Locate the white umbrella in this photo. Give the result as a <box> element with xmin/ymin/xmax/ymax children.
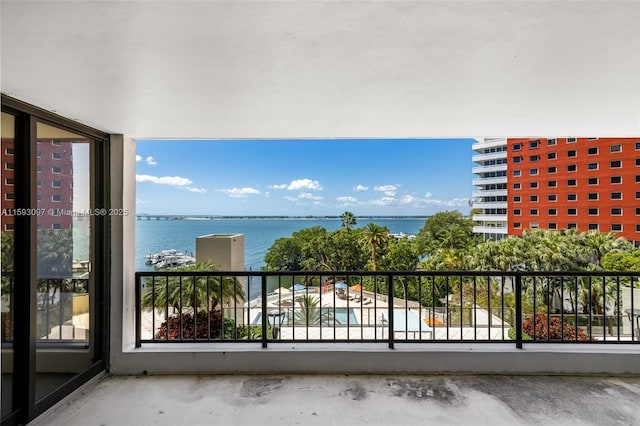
<box><xmin>274</xmin><ymin>287</ymin><xmax>290</xmax><ymax>294</ymax></box>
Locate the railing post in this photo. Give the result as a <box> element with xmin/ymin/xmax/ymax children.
<box><xmin>514</xmin><ymin>273</ymin><xmax>523</xmax><ymax>349</ymax></box>
<box><xmin>387</xmin><ymin>273</ymin><xmax>394</xmax><ymax>349</ymax></box>
<box><xmin>261</xmin><ymin>274</ymin><xmax>268</xmax><ymax>348</ymax></box>
<box><xmin>135</xmin><ymin>273</ymin><xmax>141</xmax><ymax>348</ymax></box>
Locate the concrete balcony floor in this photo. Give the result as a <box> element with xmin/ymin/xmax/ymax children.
<box><xmin>33</xmin><ymin>373</ymin><xmax>640</xmax><ymax>425</ymax></box>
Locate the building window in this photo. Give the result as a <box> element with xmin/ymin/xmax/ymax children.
<box><xmin>567</xmin><ymin>179</ymin><xmax>577</xmax><ymax>186</ymax></box>
<box><xmin>547</xmin><ymin>180</ymin><xmax>557</xmax><ymax>188</ymax></box>
<box><xmin>567</xmin><ymin>164</ymin><xmax>577</xmax><ymax>172</ymax></box>
<box><xmin>513</xmin><ymin>143</ymin><xmax>522</xmax><ymax>151</ymax></box>
<box><xmin>547</xmin><ymin>166</ymin><xmax>557</xmax><ymax>173</ymax></box>
<box><xmin>52</xmin><ymin>223</ymin><xmax>62</xmax><ymax>230</ymax></box>
<box><xmin>588</xmin><ymin>208</ymin><xmax>598</xmax><ymax>215</ymax></box>
<box><xmin>637</xmin><ymin>191</ymin><xmax>640</xmax><ymax>199</ymax></box>
<box><xmin>568</xmin><ymin>223</ymin><xmax>577</xmax><ymax>229</ymax></box>
<box><xmin>513</xmin><ymin>196</ymin><xmax>521</xmax><ymax>203</ymax></box>
<box><xmin>636</xmin><ymin>224</ymin><xmax>640</xmax><ymax>232</ymax></box>
<box><xmin>567</xmin><ymin>193</ymin><xmax>577</xmax><ymax>201</ymax></box>
<box><xmin>548</xmin><ymin>194</ymin><xmax>557</xmax><ymax>202</ymax></box>
<box><xmin>52</xmin><ymin>139</ymin><xmax>62</xmax><ymax>146</ymax></box>
<box><xmin>530</xmin><ymin>195</ymin><xmax>538</xmax><ymax>202</ymax></box>
<box><xmin>52</xmin><ymin>194</ymin><xmax>62</xmax><ymax>202</ymax></box>
<box><xmin>5</xmin><ymin>162</ymin><xmax>14</xmax><ymax>170</ymax></box>
<box><xmin>529</xmin><ymin>140</ymin><xmax>539</xmax><ymax>149</ymax></box>
<box><xmin>587</xmin><ymin>177</ymin><xmax>598</xmax><ymax>185</ymax></box>
<box><xmin>611</xmin><ymin>192</ymin><xmax>622</xmax><ymax>200</ymax></box>
<box><xmin>610</xmin><ymin>176</ymin><xmax>622</xmax><ymax>184</ymax></box>
<box><xmin>636</xmin><ymin>175</ymin><xmax>640</xmax><ymax>183</ymax></box>
<box><xmin>548</xmin><ymin>223</ymin><xmax>557</xmax><ymax>230</ymax></box>
<box><xmin>610</xmin><ymin>144</ymin><xmax>622</xmax><ymax>153</ymax></box>
<box><xmin>52</xmin><ymin>166</ymin><xmax>62</xmax><ymax>174</ymax></box>
<box><xmin>548</xmin><ymin>138</ymin><xmax>557</xmax><ymax>146</ymax></box>
<box><xmin>5</xmin><ymin>192</ymin><xmax>14</xmax><ymax>200</ymax></box>
<box><xmin>52</xmin><ymin>152</ymin><xmax>62</xmax><ymax>159</ymax></box>
<box><xmin>513</xmin><ymin>156</ymin><xmax>522</xmax><ymax>164</ymax></box>
<box><xmin>36</xmin><ymin>179</ymin><xmax>42</xmax><ymax>187</ymax></box>
<box><xmin>567</xmin><ymin>137</ymin><xmax>577</xmax><ymax>143</ymax></box>
<box><xmin>514</xmin><ymin>209</ymin><xmax>521</xmax><ymax>216</ymax></box>
<box><xmin>4</xmin><ymin>147</ymin><xmax>14</xmax><ymax>155</ymax></box>
<box><xmin>611</xmin><ymin>208</ymin><xmax>622</xmax><ymax>215</ymax></box>
<box><xmin>588</xmin><ymin>147</ymin><xmax>598</xmax><ymax>155</ymax></box>
<box><xmin>568</xmin><ymin>208</ymin><xmax>577</xmax><ymax>216</ymax></box>
<box><xmin>587</xmin><ymin>162</ymin><xmax>598</xmax><ymax>170</ymax></box>
<box><xmin>636</xmin><ymin>158</ymin><xmax>640</xmax><ymax>167</ymax></box>
<box><xmin>530</xmin><ymin>222</ymin><xmax>539</xmax><ymax>229</ymax></box>
<box><xmin>567</xmin><ymin>150</ymin><xmax>577</xmax><ymax>157</ymax></box>
<box><xmin>611</xmin><ymin>224</ymin><xmax>622</xmax><ymax>232</ymax></box>
<box><xmin>529</xmin><ymin>182</ymin><xmax>538</xmax><ymax>189</ymax></box>
<box><xmin>52</xmin><ymin>180</ymin><xmax>62</xmax><ymax>188</ymax></box>
<box><xmin>530</xmin><ymin>209</ymin><xmax>538</xmax><ymax>216</ymax></box>
<box><xmin>37</xmin><ymin>194</ymin><xmax>42</xmax><ymax>201</ymax></box>
<box><xmin>636</xmin><ymin>141</ymin><xmax>640</xmax><ymax>150</ymax></box>
<box><xmin>588</xmin><ymin>224</ymin><xmax>599</xmax><ymax>231</ymax></box>
<box><xmin>5</xmin><ymin>178</ymin><xmax>14</xmax><ymax>185</ymax></box>
<box><xmin>37</xmin><ymin>150</ymin><xmax>42</xmax><ymax>158</ymax></box>
<box><xmin>530</xmin><ymin>168</ymin><xmax>538</xmax><ymax>175</ymax></box>
<box><xmin>37</xmin><ymin>165</ymin><xmax>41</xmax><ymax>172</ymax></box>
<box><xmin>529</xmin><ymin>155</ymin><xmax>540</xmax><ymax>162</ymax></box>
<box><xmin>636</xmin><ymin>207</ymin><xmax>640</xmax><ymax>215</ymax></box>
<box><xmin>548</xmin><ymin>208</ymin><xmax>557</xmax><ymax>215</ymax></box>
<box><xmin>547</xmin><ymin>152</ymin><xmax>557</xmax><ymax>160</ymax></box>
<box><xmin>514</xmin><ymin>222</ymin><xmax>521</xmax><ymax>229</ymax></box>
<box><xmin>4</xmin><ymin>223</ymin><xmax>14</xmax><ymax>231</ymax></box>
<box><xmin>610</xmin><ymin>160</ymin><xmax>622</xmax><ymax>168</ymax></box>
<box><xmin>513</xmin><ymin>183</ymin><xmax>521</xmax><ymax>190</ymax></box>
<box><xmin>588</xmin><ymin>193</ymin><xmax>598</xmax><ymax>200</ymax></box>
<box><xmin>513</xmin><ymin>170</ymin><xmax>521</xmax><ymax>177</ymax></box>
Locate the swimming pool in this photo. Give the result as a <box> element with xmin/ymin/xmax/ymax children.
<box><xmin>252</xmin><ymin>307</ymin><xmax>359</xmax><ymax>326</ymax></box>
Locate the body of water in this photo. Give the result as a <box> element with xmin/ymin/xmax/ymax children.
<box><xmin>136</xmin><ymin>218</ymin><xmax>427</xmax><ymax>272</ymax></box>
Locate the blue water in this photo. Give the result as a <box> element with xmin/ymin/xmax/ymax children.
<box><xmin>136</xmin><ymin>218</ymin><xmax>426</xmax><ymax>272</ymax></box>
<box><xmin>251</xmin><ymin>307</ymin><xmax>359</xmax><ymax>326</ymax></box>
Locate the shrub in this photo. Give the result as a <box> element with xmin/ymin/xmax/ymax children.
<box><xmin>155</xmin><ymin>310</ymin><xmax>268</xmax><ymax>340</ymax></box>
<box><xmin>521</xmin><ymin>313</ymin><xmax>590</xmax><ymax>341</ymax></box>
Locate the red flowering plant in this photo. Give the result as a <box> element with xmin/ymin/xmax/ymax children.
<box><xmin>521</xmin><ymin>313</ymin><xmax>591</xmax><ymax>341</ymax></box>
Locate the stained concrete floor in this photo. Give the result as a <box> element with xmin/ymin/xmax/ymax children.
<box><xmin>32</xmin><ymin>374</ymin><xmax>640</xmax><ymax>426</ymax></box>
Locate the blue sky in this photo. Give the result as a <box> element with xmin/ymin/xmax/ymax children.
<box><xmin>135</xmin><ymin>139</ymin><xmax>475</xmax><ymax>216</ymax></box>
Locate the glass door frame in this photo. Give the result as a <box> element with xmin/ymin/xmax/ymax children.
<box><xmin>1</xmin><ymin>95</ymin><xmax>110</xmax><ymax>426</ymax></box>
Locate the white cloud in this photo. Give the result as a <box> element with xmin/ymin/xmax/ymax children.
<box><xmin>374</xmin><ymin>184</ymin><xmax>398</xmax><ymax>196</ymax></box>
<box><xmin>284</xmin><ymin>196</ymin><xmax>298</xmax><ymax>202</ymax></box>
<box><xmin>298</xmin><ymin>192</ymin><xmax>323</xmax><ymax>201</ymax></box>
<box><xmin>337</xmin><ymin>196</ymin><xmax>359</xmax><ymax>204</ymax></box>
<box><xmin>425</xmin><ymin>192</ymin><xmax>433</xmax><ymax>198</ymax></box>
<box><xmin>424</xmin><ymin>197</ymin><xmax>470</xmax><ymax>207</ymax></box>
<box><xmin>184</xmin><ymin>187</ymin><xmax>207</xmax><ymax>193</ymax></box>
<box><xmin>399</xmin><ymin>195</ymin><xmax>419</xmax><ymax>204</ymax></box>
<box><xmin>146</xmin><ymin>156</ymin><xmax>157</xmax><ymax>166</ymax></box>
<box><xmin>286</xmin><ymin>178</ymin><xmax>323</xmax><ymax>191</ymax></box>
<box><xmin>135</xmin><ymin>155</ymin><xmax>143</xmax><ymax>162</ymax></box>
<box><xmin>218</xmin><ymin>187</ymin><xmax>261</xmax><ymax>198</ymax></box>
<box><xmin>353</xmin><ymin>184</ymin><xmax>368</xmax><ymax>192</ymax></box>
<box><xmin>269</xmin><ymin>184</ymin><xmax>288</xmax><ymax>189</ymax></box>
<box><xmin>370</xmin><ymin>197</ymin><xmax>397</xmax><ymax>206</ymax></box>
<box><xmin>136</xmin><ymin>174</ymin><xmax>193</xmax><ymax>186</ymax></box>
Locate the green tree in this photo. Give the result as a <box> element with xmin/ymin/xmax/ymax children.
<box><xmin>359</xmin><ymin>223</ymin><xmax>390</xmax><ymax>271</ymax></box>
<box><xmin>415</xmin><ymin>211</ymin><xmax>474</xmax><ymax>256</ymax></box>
<box><xmin>602</xmin><ymin>249</ymin><xmax>640</xmax><ymax>272</ymax></box>
<box><xmin>141</xmin><ymin>262</ymin><xmax>244</xmax><ymax>312</ymax></box>
<box><xmin>292</xmin><ymin>295</ymin><xmax>336</xmax><ymax>325</ymax></box>
<box><xmin>339</xmin><ymin>211</ymin><xmax>357</xmax><ymax>230</ymax></box>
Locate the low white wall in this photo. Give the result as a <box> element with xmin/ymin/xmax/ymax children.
<box><xmin>109</xmin><ymin>344</ymin><xmax>640</xmax><ymax>376</ymax></box>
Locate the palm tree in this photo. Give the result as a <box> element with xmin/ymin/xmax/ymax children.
<box><xmin>292</xmin><ymin>295</ymin><xmax>336</xmax><ymax>325</ymax></box>
<box><xmin>340</xmin><ymin>211</ymin><xmax>357</xmax><ymax>230</ymax></box>
<box><xmin>141</xmin><ymin>262</ymin><xmax>244</xmax><ymax>313</ymax></box>
<box><xmin>359</xmin><ymin>223</ymin><xmax>390</xmax><ymax>271</ymax></box>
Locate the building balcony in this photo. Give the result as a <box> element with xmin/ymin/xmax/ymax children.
<box><xmin>472</xmin><ymin>163</ymin><xmax>507</xmax><ymax>174</ymax></box>
<box><xmin>472</xmin><ymin>202</ymin><xmax>508</xmax><ymax>210</ymax></box>
<box><xmin>473</xmin><ymin>225</ymin><xmax>509</xmax><ymax>234</ymax></box>
<box><xmin>472</xmin><ymin>189</ymin><xmax>508</xmax><ymax>198</ymax></box>
<box><xmin>472</xmin><ymin>176</ymin><xmax>507</xmax><ymax>186</ymax></box>
<box><xmin>472</xmin><ymin>214</ymin><xmax>508</xmax><ymax>222</ymax></box>
<box><xmin>472</xmin><ymin>138</ymin><xmax>507</xmax><ymax>151</ymax></box>
<box><xmin>472</xmin><ymin>151</ymin><xmax>507</xmax><ymax>163</ymax></box>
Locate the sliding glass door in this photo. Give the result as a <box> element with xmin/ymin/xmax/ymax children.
<box><xmin>1</xmin><ymin>97</ymin><xmax>109</xmax><ymax>426</ymax></box>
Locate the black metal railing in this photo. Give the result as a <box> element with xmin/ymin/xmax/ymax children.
<box><xmin>135</xmin><ymin>270</ymin><xmax>640</xmax><ymax>348</ymax></box>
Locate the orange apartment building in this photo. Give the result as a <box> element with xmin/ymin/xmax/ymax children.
<box><xmin>508</xmin><ymin>137</ymin><xmax>640</xmax><ymax>245</ymax></box>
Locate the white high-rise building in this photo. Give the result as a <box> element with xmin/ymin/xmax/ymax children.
<box><xmin>472</xmin><ymin>138</ymin><xmax>508</xmax><ymax>240</ymax></box>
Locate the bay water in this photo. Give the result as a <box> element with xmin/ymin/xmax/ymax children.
<box><xmin>136</xmin><ymin>218</ymin><xmax>427</xmax><ymax>272</ymax></box>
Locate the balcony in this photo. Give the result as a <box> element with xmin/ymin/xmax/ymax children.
<box><xmin>472</xmin><ymin>214</ymin><xmax>508</xmax><ymax>222</ymax></box>
<box><xmin>472</xmin><ymin>151</ymin><xmax>507</xmax><ymax>163</ymax></box>
<box><xmin>472</xmin><ymin>176</ymin><xmax>507</xmax><ymax>186</ymax></box>
<box><xmin>471</xmin><ymin>163</ymin><xmax>508</xmax><ymax>174</ymax></box>
<box><xmin>472</xmin><ymin>138</ymin><xmax>507</xmax><ymax>151</ymax></box>
<box><xmin>473</xmin><ymin>225</ymin><xmax>509</xmax><ymax>235</ymax></box>
<box><xmin>471</xmin><ymin>201</ymin><xmax>508</xmax><ymax>210</ymax></box>
<box><xmin>472</xmin><ymin>189</ymin><xmax>508</xmax><ymax>198</ymax></box>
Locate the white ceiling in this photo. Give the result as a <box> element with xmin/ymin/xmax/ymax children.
<box><xmin>1</xmin><ymin>1</ymin><xmax>639</xmax><ymax>139</ymax></box>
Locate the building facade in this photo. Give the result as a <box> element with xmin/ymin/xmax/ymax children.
<box><xmin>473</xmin><ymin>137</ymin><xmax>640</xmax><ymax>246</ymax></box>
<box><xmin>471</xmin><ymin>138</ymin><xmax>508</xmax><ymax>240</ymax></box>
